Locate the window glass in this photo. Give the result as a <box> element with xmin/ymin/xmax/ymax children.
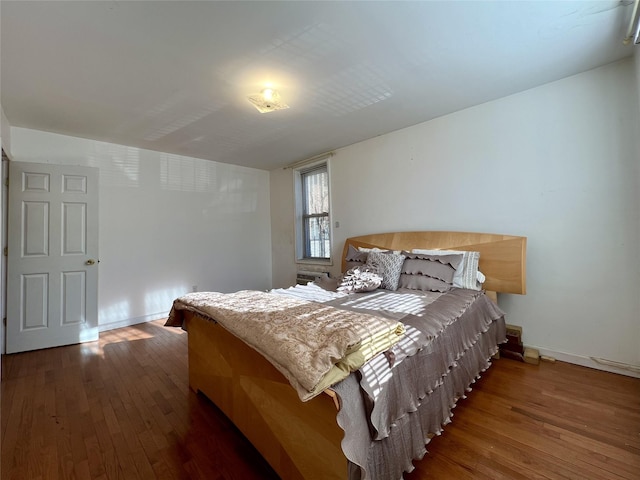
<box><xmin>300</xmin><ymin>164</ymin><xmax>330</xmax><ymax>259</ymax></box>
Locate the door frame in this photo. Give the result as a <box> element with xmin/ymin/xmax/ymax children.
<box><xmin>1</xmin><ymin>152</ymin><xmax>9</xmax><ymax>357</ymax></box>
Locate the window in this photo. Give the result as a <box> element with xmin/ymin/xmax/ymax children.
<box><xmin>295</xmin><ymin>162</ymin><xmax>331</xmax><ymax>261</ymax></box>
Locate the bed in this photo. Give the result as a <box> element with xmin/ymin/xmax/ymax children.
<box><xmin>166</xmin><ymin>231</ymin><xmax>527</xmax><ymax>480</ymax></box>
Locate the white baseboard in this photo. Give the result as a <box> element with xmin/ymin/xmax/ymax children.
<box><xmin>531</xmin><ymin>346</ymin><xmax>640</xmax><ymax>379</ymax></box>
<box><xmin>98</xmin><ymin>312</ymin><xmax>169</xmax><ymax>333</ymax></box>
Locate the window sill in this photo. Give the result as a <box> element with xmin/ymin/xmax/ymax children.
<box><xmin>295</xmin><ymin>258</ymin><xmax>333</xmax><ymax>267</ymax></box>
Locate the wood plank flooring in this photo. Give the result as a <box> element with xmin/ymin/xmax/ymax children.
<box><xmin>2</xmin><ymin>319</ymin><xmax>639</xmax><ymax>479</ymax></box>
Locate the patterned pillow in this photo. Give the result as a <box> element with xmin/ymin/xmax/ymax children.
<box><xmin>366</xmin><ymin>251</ymin><xmax>406</xmax><ymax>291</ymax></box>
<box><xmin>337</xmin><ymin>266</ymin><xmax>382</xmax><ymax>293</ymax></box>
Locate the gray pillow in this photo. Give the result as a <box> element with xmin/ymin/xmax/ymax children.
<box><xmin>315</xmin><ymin>273</ymin><xmax>340</xmax><ymax>292</ymax></box>
<box><xmin>366</xmin><ymin>251</ymin><xmax>406</xmax><ymax>291</ymax></box>
<box><xmin>345</xmin><ymin>244</ymin><xmax>369</xmax><ymax>263</ymax></box>
<box><xmin>344</xmin><ymin>245</ymin><xmax>369</xmax><ymax>271</ymax></box>
<box><xmin>411</xmin><ymin>249</ymin><xmax>481</xmax><ymax>290</ymax></box>
<box><xmin>401</xmin><ymin>252</ymin><xmax>462</xmax><ymax>283</ymax></box>
<box><xmin>397</xmin><ymin>252</ymin><xmax>462</xmax><ymax>292</ymax></box>
<box><xmin>398</xmin><ymin>274</ymin><xmax>452</xmax><ymax>292</ymax></box>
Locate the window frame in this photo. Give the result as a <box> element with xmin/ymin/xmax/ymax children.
<box><xmin>294</xmin><ymin>159</ymin><xmax>332</xmax><ymax>265</ymax></box>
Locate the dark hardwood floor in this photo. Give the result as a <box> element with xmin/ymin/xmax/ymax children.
<box><xmin>2</xmin><ymin>319</ymin><xmax>639</xmax><ymax>479</ymax></box>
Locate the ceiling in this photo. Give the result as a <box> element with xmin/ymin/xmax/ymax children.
<box><xmin>1</xmin><ymin>1</ymin><xmax>636</xmax><ymax>171</ymax></box>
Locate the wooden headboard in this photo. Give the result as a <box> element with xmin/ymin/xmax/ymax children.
<box><xmin>341</xmin><ymin>231</ymin><xmax>527</xmax><ymax>295</ymax></box>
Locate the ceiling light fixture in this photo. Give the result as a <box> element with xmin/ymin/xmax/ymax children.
<box><xmin>248</xmin><ymin>88</ymin><xmax>289</xmax><ymax>113</ymax></box>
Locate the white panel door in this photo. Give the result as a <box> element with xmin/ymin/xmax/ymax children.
<box><xmin>6</xmin><ymin>162</ymin><xmax>99</xmax><ymax>353</ymax></box>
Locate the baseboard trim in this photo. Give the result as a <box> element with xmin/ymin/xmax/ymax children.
<box><xmin>99</xmin><ymin>312</ymin><xmax>169</xmax><ymax>333</ymax></box>
<box><xmin>532</xmin><ymin>346</ymin><xmax>640</xmax><ymax>379</ymax></box>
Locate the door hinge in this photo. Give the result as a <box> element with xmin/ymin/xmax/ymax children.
<box><xmin>2</xmin><ymin>317</ymin><xmax>6</xmax><ymax>327</ymax></box>
<box><xmin>4</xmin><ymin>178</ymin><xmax>8</xmax><ymax>187</ymax></box>
<box><xmin>3</xmin><ymin>246</ymin><xmax>6</xmax><ymax>256</ymax></box>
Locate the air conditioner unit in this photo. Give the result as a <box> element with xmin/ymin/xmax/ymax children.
<box><xmin>296</xmin><ymin>270</ymin><xmax>329</xmax><ymax>285</ymax></box>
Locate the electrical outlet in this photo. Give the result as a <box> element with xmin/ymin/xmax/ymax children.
<box><xmin>192</xmin><ymin>285</ymin><xmax>198</xmax><ymax>292</ymax></box>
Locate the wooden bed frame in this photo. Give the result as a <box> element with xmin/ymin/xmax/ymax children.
<box><xmin>183</xmin><ymin>231</ymin><xmax>527</xmax><ymax>479</ymax></box>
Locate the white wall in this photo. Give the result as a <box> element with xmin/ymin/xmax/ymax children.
<box><xmin>10</xmin><ymin>128</ymin><xmax>272</xmax><ymax>330</ymax></box>
<box><xmin>636</xmin><ymin>48</ymin><xmax>640</xmax><ymax>111</ymax></box>
<box><xmin>271</xmin><ymin>58</ymin><xmax>640</xmax><ymax>374</ymax></box>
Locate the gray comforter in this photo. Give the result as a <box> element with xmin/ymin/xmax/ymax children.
<box><xmin>327</xmin><ymin>288</ymin><xmax>506</xmax><ymax>479</ymax></box>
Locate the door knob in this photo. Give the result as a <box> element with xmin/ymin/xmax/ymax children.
<box><xmin>86</xmin><ymin>259</ymin><xmax>96</xmax><ymax>265</ymax></box>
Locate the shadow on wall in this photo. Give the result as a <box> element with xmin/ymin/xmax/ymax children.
<box><xmin>86</xmin><ymin>147</ymin><xmax>262</xmax><ymax>215</ymax></box>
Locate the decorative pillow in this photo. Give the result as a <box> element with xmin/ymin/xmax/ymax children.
<box><xmin>398</xmin><ymin>274</ymin><xmax>451</xmax><ymax>292</ymax></box>
<box><xmin>402</xmin><ymin>253</ymin><xmax>462</xmax><ymax>282</ymax></box>
<box><xmin>344</xmin><ymin>244</ymin><xmax>369</xmax><ymax>271</ymax></box>
<box><xmin>365</xmin><ymin>251</ymin><xmax>406</xmax><ymax>291</ymax></box>
<box><xmin>346</xmin><ymin>244</ymin><xmax>369</xmax><ymax>263</ymax></box>
<box><xmin>314</xmin><ymin>273</ymin><xmax>340</xmax><ymax>292</ymax></box>
<box><xmin>412</xmin><ymin>248</ymin><xmax>481</xmax><ymax>290</ymax></box>
<box><xmin>337</xmin><ymin>266</ymin><xmax>382</xmax><ymax>293</ymax></box>
<box><xmin>398</xmin><ymin>252</ymin><xmax>462</xmax><ymax>292</ymax></box>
